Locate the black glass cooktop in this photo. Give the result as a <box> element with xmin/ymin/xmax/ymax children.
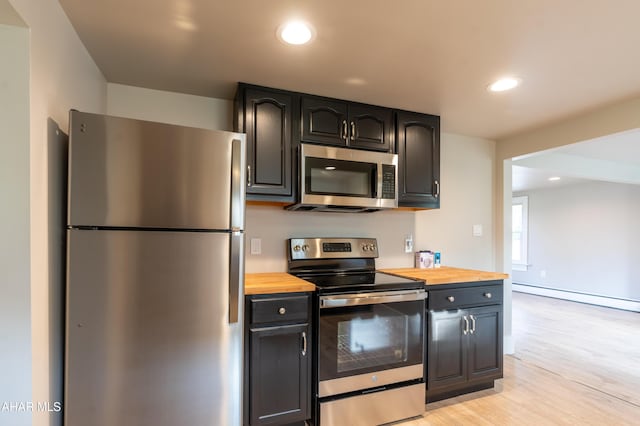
<box><xmin>295</xmin><ymin>271</ymin><xmax>424</xmax><ymax>294</ymax></box>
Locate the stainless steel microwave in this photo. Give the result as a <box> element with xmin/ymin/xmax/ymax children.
<box><xmin>287</xmin><ymin>144</ymin><xmax>398</xmax><ymax>212</ymax></box>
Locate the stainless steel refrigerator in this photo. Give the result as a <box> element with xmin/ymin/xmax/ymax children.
<box><xmin>64</xmin><ymin>111</ymin><xmax>246</xmax><ymax>426</ymax></box>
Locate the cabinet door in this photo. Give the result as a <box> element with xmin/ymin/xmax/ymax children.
<box><xmin>301</xmin><ymin>96</ymin><xmax>348</xmax><ymax>146</ymax></box>
<box><xmin>349</xmin><ymin>104</ymin><xmax>394</xmax><ymax>152</ymax></box>
<box><xmin>243</xmin><ymin>88</ymin><xmax>293</xmax><ymax>200</ymax></box>
<box><xmin>467</xmin><ymin>305</ymin><xmax>503</xmax><ymax>382</ymax></box>
<box><xmin>396</xmin><ymin>111</ymin><xmax>440</xmax><ymax>208</ymax></box>
<box><xmin>249</xmin><ymin>323</ymin><xmax>310</xmax><ymax>425</ymax></box>
<box><xmin>427</xmin><ymin>310</ymin><xmax>467</xmax><ymax>390</ymax></box>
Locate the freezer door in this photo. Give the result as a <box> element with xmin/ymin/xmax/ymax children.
<box><xmin>65</xmin><ymin>229</ymin><xmax>243</xmax><ymax>426</ymax></box>
<box><xmin>68</xmin><ymin>111</ymin><xmax>246</xmax><ymax>230</ymax></box>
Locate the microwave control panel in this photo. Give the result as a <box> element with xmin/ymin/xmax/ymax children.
<box><xmin>381</xmin><ymin>164</ymin><xmax>396</xmax><ymax>199</ymax></box>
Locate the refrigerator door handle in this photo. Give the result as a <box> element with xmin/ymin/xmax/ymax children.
<box><xmin>230</xmin><ymin>137</ymin><xmax>246</xmax><ymax>231</ymax></box>
<box><xmin>229</xmin><ymin>137</ymin><xmax>246</xmax><ymax>324</ymax></box>
<box><xmin>229</xmin><ymin>231</ymin><xmax>244</xmax><ymax>323</ymax></box>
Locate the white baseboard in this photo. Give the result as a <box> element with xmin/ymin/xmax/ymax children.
<box><xmin>512</xmin><ymin>283</ymin><xmax>640</xmax><ymax>313</ymax></box>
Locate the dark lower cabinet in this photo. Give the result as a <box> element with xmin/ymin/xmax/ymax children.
<box><xmin>427</xmin><ymin>283</ymin><xmax>503</xmax><ymax>402</ymax></box>
<box><xmin>245</xmin><ymin>293</ymin><xmax>311</xmax><ymax>426</ymax></box>
<box><xmin>235</xmin><ymin>84</ymin><xmax>296</xmax><ymax>202</ymax></box>
<box><xmin>396</xmin><ymin>111</ymin><xmax>440</xmax><ymax>208</ymax></box>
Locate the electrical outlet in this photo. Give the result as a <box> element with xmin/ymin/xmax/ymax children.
<box><xmin>250</xmin><ymin>238</ymin><xmax>262</xmax><ymax>255</ymax></box>
<box><xmin>473</xmin><ymin>224</ymin><xmax>483</xmax><ymax>237</ymax></box>
<box><xmin>404</xmin><ymin>235</ymin><xmax>413</xmax><ymax>253</ymax></box>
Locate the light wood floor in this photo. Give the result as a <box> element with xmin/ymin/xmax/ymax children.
<box><xmin>400</xmin><ymin>292</ymin><xmax>640</xmax><ymax>425</ymax></box>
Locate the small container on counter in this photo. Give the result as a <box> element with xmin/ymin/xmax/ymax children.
<box><xmin>434</xmin><ymin>251</ymin><xmax>441</xmax><ymax>268</ymax></box>
<box><xmin>415</xmin><ymin>251</ymin><xmax>434</xmax><ymax>269</ymax></box>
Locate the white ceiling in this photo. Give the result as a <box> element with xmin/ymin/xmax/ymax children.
<box><xmin>58</xmin><ymin>0</ymin><xmax>640</xmax><ymax>140</ymax></box>
<box><xmin>512</xmin><ymin>129</ymin><xmax>640</xmax><ymax>192</ymax></box>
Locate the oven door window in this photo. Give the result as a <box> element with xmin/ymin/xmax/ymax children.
<box><xmin>318</xmin><ymin>299</ymin><xmax>424</xmax><ymax>381</ymax></box>
<box><xmin>305</xmin><ymin>157</ymin><xmax>376</xmax><ymax>198</ymax></box>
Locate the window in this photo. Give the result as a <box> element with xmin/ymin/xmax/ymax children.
<box><xmin>512</xmin><ymin>196</ymin><xmax>528</xmax><ymax>271</ymax></box>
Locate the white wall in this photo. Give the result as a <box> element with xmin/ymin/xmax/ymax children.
<box><xmin>513</xmin><ymin>181</ymin><xmax>640</xmax><ymax>301</ymax></box>
<box><xmin>496</xmin><ymin>94</ymin><xmax>640</xmax><ymax>354</ymax></box>
<box><xmin>5</xmin><ymin>1</ymin><xmax>107</xmax><ymax>425</ymax></box>
<box><xmin>245</xmin><ymin>207</ymin><xmax>416</xmax><ymax>272</ymax></box>
<box><xmin>415</xmin><ymin>133</ymin><xmax>495</xmax><ymax>271</ymax></box>
<box><xmin>0</xmin><ymin>22</ymin><xmax>31</xmax><ymax>426</ymax></box>
<box><xmin>107</xmin><ymin>83</ymin><xmax>232</xmax><ymax>131</ymax></box>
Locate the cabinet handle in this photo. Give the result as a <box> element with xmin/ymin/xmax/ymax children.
<box><xmin>463</xmin><ymin>316</ymin><xmax>469</xmax><ymax>335</ymax></box>
<box><xmin>247</xmin><ymin>165</ymin><xmax>252</xmax><ymax>187</ymax></box>
<box><xmin>484</xmin><ymin>292</ymin><xmax>492</xmax><ymax>299</ymax></box>
<box><xmin>447</xmin><ymin>296</ymin><xmax>455</xmax><ymax>303</ymax></box>
<box><xmin>278</xmin><ymin>307</ymin><xmax>286</xmax><ymax>315</ymax></box>
<box><xmin>469</xmin><ymin>315</ymin><xmax>476</xmax><ymax>334</ymax></box>
<box><xmin>350</xmin><ymin>121</ymin><xmax>356</xmax><ymax>141</ymax></box>
<box><xmin>301</xmin><ymin>331</ymin><xmax>307</xmax><ymax>356</ymax></box>
<box><xmin>434</xmin><ymin>180</ymin><xmax>440</xmax><ymax>198</ymax></box>
<box><xmin>342</xmin><ymin>120</ymin><xmax>348</xmax><ymax>141</ymax></box>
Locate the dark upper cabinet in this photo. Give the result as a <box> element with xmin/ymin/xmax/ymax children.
<box><xmin>236</xmin><ymin>83</ymin><xmax>442</xmax><ymax>208</ymax></box>
<box><xmin>349</xmin><ymin>103</ymin><xmax>394</xmax><ymax>151</ymax></box>
<box><xmin>301</xmin><ymin>97</ymin><xmax>347</xmax><ymax>147</ymax></box>
<box><xmin>396</xmin><ymin>111</ymin><xmax>440</xmax><ymax>208</ymax></box>
<box><xmin>235</xmin><ymin>85</ymin><xmax>295</xmax><ymax>202</ymax></box>
<box><xmin>301</xmin><ymin>96</ymin><xmax>393</xmax><ymax>152</ymax></box>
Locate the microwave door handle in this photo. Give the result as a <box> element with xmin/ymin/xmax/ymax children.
<box><xmin>376</xmin><ymin>163</ymin><xmax>383</xmax><ymax>199</ymax></box>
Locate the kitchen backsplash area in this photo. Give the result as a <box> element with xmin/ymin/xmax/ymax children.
<box><xmin>244</xmin><ymin>205</ymin><xmax>416</xmax><ymax>272</ymax></box>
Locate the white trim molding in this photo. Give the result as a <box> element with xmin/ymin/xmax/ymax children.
<box><xmin>513</xmin><ymin>283</ymin><xmax>640</xmax><ymax>313</ymax></box>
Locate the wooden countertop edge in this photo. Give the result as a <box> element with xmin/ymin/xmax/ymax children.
<box><xmin>245</xmin><ymin>272</ymin><xmax>315</xmax><ymax>295</ymax></box>
<box><xmin>380</xmin><ymin>266</ymin><xmax>509</xmax><ymax>286</ymax></box>
<box><xmin>245</xmin><ymin>267</ymin><xmax>509</xmax><ymax>294</ymax></box>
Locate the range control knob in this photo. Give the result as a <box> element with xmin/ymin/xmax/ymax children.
<box><xmin>369</xmin><ymin>244</ymin><xmax>376</xmax><ymax>251</ymax></box>
<box><xmin>293</xmin><ymin>245</ymin><xmax>301</xmax><ymax>252</ymax></box>
<box><xmin>362</xmin><ymin>244</ymin><xmax>369</xmax><ymax>252</ymax></box>
<box><xmin>302</xmin><ymin>244</ymin><xmax>309</xmax><ymax>252</ymax></box>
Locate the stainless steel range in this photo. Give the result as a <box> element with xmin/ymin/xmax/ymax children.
<box><xmin>287</xmin><ymin>238</ymin><xmax>426</xmax><ymax>426</ymax></box>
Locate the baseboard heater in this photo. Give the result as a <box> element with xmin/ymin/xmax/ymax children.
<box><xmin>512</xmin><ymin>283</ymin><xmax>640</xmax><ymax>313</ymax></box>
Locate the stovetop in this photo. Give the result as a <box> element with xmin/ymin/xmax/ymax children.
<box><xmin>286</xmin><ymin>237</ymin><xmax>424</xmax><ymax>295</ymax></box>
<box><xmin>294</xmin><ymin>271</ymin><xmax>424</xmax><ymax>295</ymax></box>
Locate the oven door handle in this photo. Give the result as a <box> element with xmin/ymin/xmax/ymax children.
<box><xmin>320</xmin><ymin>289</ymin><xmax>426</xmax><ymax>308</ymax></box>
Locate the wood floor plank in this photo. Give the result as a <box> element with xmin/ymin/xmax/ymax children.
<box><xmin>395</xmin><ymin>292</ymin><xmax>640</xmax><ymax>425</ymax></box>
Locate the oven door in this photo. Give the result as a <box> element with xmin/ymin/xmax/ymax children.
<box><xmin>318</xmin><ymin>290</ymin><xmax>426</xmax><ymax>398</ymax></box>
<box><xmin>299</xmin><ymin>144</ymin><xmax>398</xmax><ymax>210</ymax></box>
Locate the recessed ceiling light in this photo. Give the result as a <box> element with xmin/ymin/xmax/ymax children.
<box><xmin>548</xmin><ymin>176</ymin><xmax>561</xmax><ymax>181</ymax></box>
<box><xmin>277</xmin><ymin>21</ymin><xmax>315</xmax><ymax>45</ymax></box>
<box><xmin>488</xmin><ymin>77</ymin><xmax>521</xmax><ymax>92</ymax></box>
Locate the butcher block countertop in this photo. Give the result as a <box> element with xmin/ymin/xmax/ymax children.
<box><xmin>380</xmin><ymin>266</ymin><xmax>509</xmax><ymax>286</ymax></box>
<box><xmin>245</xmin><ymin>272</ymin><xmax>316</xmax><ymax>295</ymax></box>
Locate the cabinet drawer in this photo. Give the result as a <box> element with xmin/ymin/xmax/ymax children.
<box><xmin>429</xmin><ymin>285</ymin><xmax>502</xmax><ymax>310</ymax></box>
<box><xmin>250</xmin><ymin>294</ymin><xmax>310</xmax><ymax>325</ymax></box>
